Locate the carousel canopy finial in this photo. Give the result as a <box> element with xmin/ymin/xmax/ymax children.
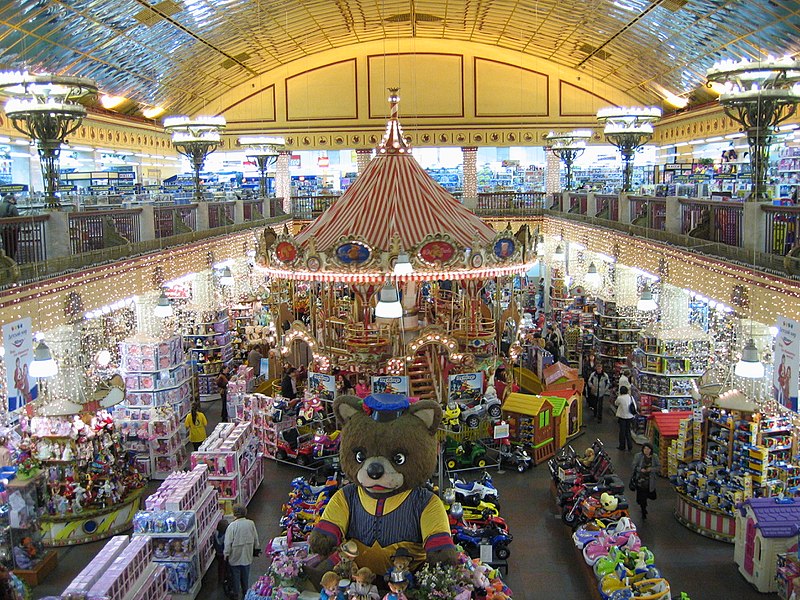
<box><xmin>378</xmin><ymin>87</ymin><xmax>410</xmax><ymax>155</ymax></box>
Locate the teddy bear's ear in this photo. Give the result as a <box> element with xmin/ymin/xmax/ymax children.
<box><xmin>334</xmin><ymin>395</ymin><xmax>364</xmax><ymax>425</ymax></box>
<box><xmin>408</xmin><ymin>400</ymin><xmax>442</xmax><ymax>435</ymax></box>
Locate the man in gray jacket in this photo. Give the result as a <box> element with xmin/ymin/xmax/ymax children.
<box><xmin>224</xmin><ymin>504</ymin><xmax>260</xmax><ymax>599</ymax></box>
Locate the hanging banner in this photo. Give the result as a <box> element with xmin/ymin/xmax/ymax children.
<box><xmin>2</xmin><ymin>318</ymin><xmax>38</xmax><ymax>413</ymax></box>
<box><xmin>774</xmin><ymin>316</ymin><xmax>800</xmax><ymax>411</ymax></box>
<box><xmin>448</xmin><ymin>372</ymin><xmax>484</xmax><ymax>405</ymax></box>
<box><xmin>371</xmin><ymin>376</ymin><xmax>409</xmax><ymax>396</ymax></box>
<box><xmin>307</xmin><ymin>371</ymin><xmax>336</xmax><ymax>402</ymax></box>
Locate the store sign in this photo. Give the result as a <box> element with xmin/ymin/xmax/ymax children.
<box><xmin>371</xmin><ymin>376</ymin><xmax>409</xmax><ymax>396</ymax></box>
<box><xmin>774</xmin><ymin>317</ymin><xmax>800</xmax><ymax>411</ymax></box>
<box><xmin>0</xmin><ymin>184</ymin><xmax>28</xmax><ymax>193</ymax></box>
<box><xmin>2</xmin><ymin>318</ymin><xmax>38</xmax><ymax>413</ymax></box>
<box><xmin>289</xmin><ymin>154</ymin><xmax>301</xmax><ymax>167</ymax></box>
<box><xmin>317</xmin><ymin>156</ymin><xmax>330</xmax><ymax>168</ymax></box>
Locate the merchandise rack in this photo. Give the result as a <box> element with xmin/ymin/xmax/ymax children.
<box><xmin>134</xmin><ymin>465</ymin><xmax>223</xmax><ymax>600</ymax></box>
<box><xmin>593</xmin><ymin>298</ymin><xmax>642</xmax><ymax>391</ymax></box>
<box><xmin>181</xmin><ymin>308</ymin><xmax>234</xmax><ymax>401</ymax></box>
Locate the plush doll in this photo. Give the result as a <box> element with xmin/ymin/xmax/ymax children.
<box><xmin>384</xmin><ymin>547</ymin><xmax>414</xmax><ymax>588</ymax></box>
<box><xmin>383</xmin><ymin>571</ymin><xmax>410</xmax><ymax>600</ymax></box>
<box><xmin>320</xmin><ymin>571</ymin><xmax>345</xmax><ymax>600</ymax></box>
<box><xmin>347</xmin><ymin>567</ymin><xmax>379</xmax><ymax>600</ymax></box>
<box><xmin>309</xmin><ymin>394</ymin><xmax>458</xmax><ymax>578</ymax></box>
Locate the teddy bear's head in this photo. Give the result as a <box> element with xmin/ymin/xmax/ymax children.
<box><xmin>335</xmin><ymin>394</ymin><xmax>442</xmax><ymax>496</ymax></box>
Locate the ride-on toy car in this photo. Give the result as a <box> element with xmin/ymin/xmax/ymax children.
<box><xmin>274</xmin><ymin>428</ymin><xmax>317</xmax><ymax>466</ymax></box>
<box><xmin>443</xmin><ymin>439</ymin><xmax>488</xmax><ymax>470</ymax></box>
<box><xmin>453</xmin><ymin>472</ymin><xmax>499</xmax><ymax>505</ymax></box>
<box><xmin>459</xmin><ymin>393</ymin><xmax>502</xmax><ymax>428</ymax></box>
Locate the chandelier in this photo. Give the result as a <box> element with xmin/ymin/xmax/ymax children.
<box><xmin>544</xmin><ymin>130</ymin><xmax>592</xmax><ymax>190</ymax></box>
<box><xmin>239</xmin><ymin>136</ymin><xmax>284</xmax><ymax>198</ymax></box>
<box><xmin>706</xmin><ymin>56</ymin><xmax>800</xmax><ymax>201</ymax></box>
<box><xmin>164</xmin><ymin>115</ymin><xmax>226</xmax><ymax>202</ymax></box>
<box><xmin>0</xmin><ymin>72</ymin><xmax>97</xmax><ymax>209</ymax></box>
<box><xmin>596</xmin><ymin>106</ymin><xmax>661</xmax><ymax>192</ymax></box>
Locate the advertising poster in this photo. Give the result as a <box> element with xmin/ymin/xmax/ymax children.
<box><xmin>307</xmin><ymin>371</ymin><xmax>336</xmax><ymax>402</ymax></box>
<box><xmin>371</xmin><ymin>376</ymin><xmax>409</xmax><ymax>396</ymax></box>
<box><xmin>774</xmin><ymin>317</ymin><xmax>800</xmax><ymax>411</ymax></box>
<box><xmin>2</xmin><ymin>318</ymin><xmax>38</xmax><ymax>413</ymax></box>
<box><xmin>448</xmin><ymin>372</ymin><xmax>484</xmax><ymax>405</ymax></box>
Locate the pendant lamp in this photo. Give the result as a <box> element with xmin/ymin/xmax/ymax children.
<box><xmin>219</xmin><ymin>266</ymin><xmax>234</xmax><ymax>287</ymax></box>
<box><xmin>585</xmin><ymin>262</ymin><xmax>602</xmax><ymax>287</ymax></box>
<box><xmin>29</xmin><ymin>341</ymin><xmax>59</xmax><ymax>378</ymax></box>
<box><xmin>553</xmin><ymin>244</ymin><xmax>565</xmax><ymax>259</ymax></box>
<box><xmin>393</xmin><ymin>252</ymin><xmax>413</xmax><ymax>276</ymax></box>
<box><xmin>153</xmin><ymin>290</ymin><xmax>174</xmax><ymax>318</ymax></box>
<box><xmin>375</xmin><ymin>281</ymin><xmax>403</xmax><ymax>318</ymax></box>
<box><xmin>734</xmin><ymin>339</ymin><xmax>765</xmax><ymax>379</ymax></box>
<box><xmin>637</xmin><ymin>282</ymin><xmax>658</xmax><ymax>312</ymax></box>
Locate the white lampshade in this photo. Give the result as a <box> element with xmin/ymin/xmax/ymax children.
<box><xmin>95</xmin><ymin>349</ymin><xmax>112</xmax><ymax>367</ymax></box>
<box><xmin>29</xmin><ymin>341</ymin><xmax>59</xmax><ymax>378</ymax></box>
<box><xmin>375</xmin><ymin>282</ymin><xmax>403</xmax><ymax>319</ymax></box>
<box><xmin>734</xmin><ymin>339</ymin><xmax>765</xmax><ymax>379</ymax></box>
<box><xmin>637</xmin><ymin>282</ymin><xmax>658</xmax><ymax>312</ymax></box>
<box><xmin>219</xmin><ymin>266</ymin><xmax>234</xmax><ymax>287</ymax></box>
<box><xmin>393</xmin><ymin>252</ymin><xmax>414</xmax><ymax>276</ymax></box>
<box><xmin>153</xmin><ymin>290</ymin><xmax>173</xmax><ymax>318</ymax></box>
<box><xmin>552</xmin><ymin>243</ymin><xmax>565</xmax><ymax>259</ymax></box>
<box><xmin>584</xmin><ymin>262</ymin><xmax>602</xmax><ymax>287</ymax></box>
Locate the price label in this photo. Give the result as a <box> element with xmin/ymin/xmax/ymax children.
<box><xmin>479</xmin><ymin>543</ymin><xmax>493</xmax><ymax>563</ymax></box>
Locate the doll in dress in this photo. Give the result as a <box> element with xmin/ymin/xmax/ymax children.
<box><xmin>347</xmin><ymin>567</ymin><xmax>379</xmax><ymax>600</ymax></box>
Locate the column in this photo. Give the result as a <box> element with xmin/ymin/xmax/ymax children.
<box><xmin>140</xmin><ymin>205</ymin><xmax>156</xmax><ymax>242</ymax></box>
<box><xmin>233</xmin><ymin>200</ymin><xmax>245</xmax><ymax>225</ymax></box>
<box><xmin>619</xmin><ymin>193</ymin><xmax>632</xmax><ymax>224</ymax></box>
<box><xmin>195</xmin><ymin>202</ymin><xmax>210</xmax><ymax>231</ymax></box>
<box><xmin>586</xmin><ymin>192</ymin><xmax>597</xmax><ymax>218</ymax></box>
<box><xmin>545</xmin><ymin>150</ymin><xmax>561</xmax><ymax>196</ymax></box>
<box><xmin>44</xmin><ymin>212</ymin><xmax>71</xmax><ymax>258</ymax></box>
<box><xmin>275</xmin><ymin>151</ymin><xmax>292</xmax><ymax>214</ymax></box>
<box><xmin>743</xmin><ymin>201</ymin><xmax>768</xmax><ymax>254</ymax></box>
<box><xmin>355</xmin><ymin>149</ymin><xmax>372</xmax><ymax>175</ymax></box>
<box><xmin>665</xmin><ymin>197</ymin><xmax>682</xmax><ymax>235</ymax></box>
<box><xmin>461</xmin><ymin>147</ymin><xmax>478</xmax><ymax>207</ymax></box>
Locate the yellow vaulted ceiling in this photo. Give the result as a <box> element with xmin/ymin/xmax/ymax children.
<box><xmin>0</xmin><ymin>0</ymin><xmax>798</xmax><ymax>116</ymax></box>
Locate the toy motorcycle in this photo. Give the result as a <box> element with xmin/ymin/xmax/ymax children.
<box><xmin>296</xmin><ymin>395</ymin><xmax>325</xmax><ymax>426</ymax></box>
<box><xmin>498</xmin><ymin>441</ymin><xmax>532</xmax><ymax>472</ymax></box>
<box><xmin>453</xmin><ymin>522</ymin><xmax>512</xmax><ymax>560</ymax></box>
<box><xmin>443</xmin><ymin>402</ymin><xmax>462</xmax><ymax>432</ymax></box>
<box><xmin>312</xmin><ymin>428</ymin><xmax>340</xmax><ymax>458</ymax></box>
<box><xmin>453</xmin><ymin>472</ymin><xmax>499</xmax><ymax>505</ymax></box>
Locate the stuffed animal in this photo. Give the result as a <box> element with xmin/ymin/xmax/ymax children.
<box><xmin>309</xmin><ymin>394</ymin><xmax>457</xmax><ymax>577</ymax></box>
<box><xmin>600</xmin><ymin>492</ymin><xmax>618</xmax><ymax>512</ymax></box>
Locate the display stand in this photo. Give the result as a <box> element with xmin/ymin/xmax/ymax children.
<box><xmin>117</xmin><ymin>335</ymin><xmax>193</xmax><ymax>479</ymax></box>
<box><xmin>135</xmin><ymin>464</ymin><xmax>223</xmax><ymax>599</ymax></box>
<box><xmin>674</xmin><ymin>493</ymin><xmax>736</xmax><ymax>543</ymax></box>
<box><xmin>182</xmin><ymin>309</ymin><xmax>234</xmax><ymax>401</ymax></box>
<box><xmin>61</xmin><ymin>535</ymin><xmax>171</xmax><ymax>600</ymax></box>
<box><xmin>631</xmin><ymin>326</ymin><xmax>711</xmax><ymax>414</ymax></box>
<box><xmin>1</xmin><ymin>474</ymin><xmax>57</xmax><ymax>586</ymax></box>
<box><xmin>593</xmin><ymin>298</ymin><xmax>641</xmax><ymax>390</ymax></box>
<box><xmin>191</xmin><ymin>422</ymin><xmax>263</xmax><ymax>517</ymax></box>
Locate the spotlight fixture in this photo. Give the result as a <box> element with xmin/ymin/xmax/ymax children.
<box><xmin>734</xmin><ymin>339</ymin><xmax>765</xmax><ymax>379</ymax></box>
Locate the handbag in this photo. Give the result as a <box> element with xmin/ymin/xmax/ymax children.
<box><xmin>629</xmin><ymin>477</ymin><xmax>637</xmax><ymax>492</ymax></box>
<box><xmin>649</xmin><ymin>489</ymin><xmax>657</xmax><ymax>500</ymax></box>
<box><xmin>629</xmin><ymin>399</ymin><xmax>638</xmax><ymax>415</ymax></box>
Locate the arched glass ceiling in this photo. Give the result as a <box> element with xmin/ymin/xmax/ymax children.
<box><xmin>0</xmin><ymin>0</ymin><xmax>798</xmax><ymax>115</ymax></box>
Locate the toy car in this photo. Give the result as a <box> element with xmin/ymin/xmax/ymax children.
<box><xmin>453</xmin><ymin>472</ymin><xmax>499</xmax><ymax>505</ymax></box>
<box><xmin>443</xmin><ymin>439</ymin><xmax>488</xmax><ymax>470</ymax></box>
<box><xmin>459</xmin><ymin>394</ymin><xmax>502</xmax><ymax>428</ymax></box>
<box><xmin>498</xmin><ymin>443</ymin><xmax>532</xmax><ymax>472</ymax></box>
<box><xmin>274</xmin><ymin>428</ymin><xmax>318</xmax><ymax>466</ymax></box>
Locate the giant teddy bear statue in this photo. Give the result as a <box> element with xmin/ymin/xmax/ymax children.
<box><xmin>309</xmin><ymin>394</ymin><xmax>459</xmax><ymax>576</ymax></box>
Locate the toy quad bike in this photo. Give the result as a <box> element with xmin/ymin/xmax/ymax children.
<box><xmin>443</xmin><ymin>439</ymin><xmax>487</xmax><ymax>470</ymax></box>
<box><xmin>453</xmin><ymin>471</ymin><xmax>499</xmax><ymax>505</ymax></box>
<box><xmin>452</xmin><ymin>522</ymin><xmax>513</xmax><ymax>560</ymax></box>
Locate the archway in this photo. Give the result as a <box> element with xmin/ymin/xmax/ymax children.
<box><xmin>403</xmin><ymin>328</ymin><xmax>470</xmax><ymax>405</ymax></box>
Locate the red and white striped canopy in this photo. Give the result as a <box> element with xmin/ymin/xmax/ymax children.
<box><xmin>295</xmin><ymin>151</ymin><xmax>496</xmax><ymax>252</ymax></box>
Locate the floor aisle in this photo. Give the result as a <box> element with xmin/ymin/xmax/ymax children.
<box><xmin>33</xmin><ymin>403</ymin><xmax>766</xmax><ymax>599</ymax></box>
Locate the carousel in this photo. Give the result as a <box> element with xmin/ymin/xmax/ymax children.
<box><xmin>256</xmin><ymin>90</ymin><xmax>538</xmax><ymax>402</ymax></box>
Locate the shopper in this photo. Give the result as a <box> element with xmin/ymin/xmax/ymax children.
<box><xmin>587</xmin><ymin>363</ymin><xmax>612</xmax><ymax>424</ymax></box>
<box><xmin>184</xmin><ymin>402</ymin><xmax>208</xmax><ymax>451</ymax></box>
<box><xmin>247</xmin><ymin>345</ymin><xmax>263</xmax><ymax>376</ymax></box>
<box><xmin>281</xmin><ymin>367</ymin><xmax>298</xmax><ymax>399</ymax></box>
<box><xmin>224</xmin><ymin>504</ymin><xmax>260</xmax><ymax>600</ymax></box>
<box><xmin>618</xmin><ymin>369</ymin><xmax>632</xmax><ymax>394</ymax></box>
<box><xmin>0</xmin><ymin>194</ymin><xmax>20</xmax><ymax>261</ymax></box>
<box><xmin>213</xmin><ymin>520</ymin><xmax>232</xmax><ymax>596</ymax></box>
<box><xmin>632</xmin><ymin>442</ymin><xmax>660</xmax><ymax>520</ymax></box>
<box><xmin>217</xmin><ymin>364</ymin><xmax>231</xmax><ymax>422</ymax></box>
<box><xmin>614</xmin><ymin>386</ymin><xmax>636</xmax><ymax>451</ymax></box>
<box><xmin>354</xmin><ymin>375</ymin><xmax>370</xmax><ymax>399</ymax></box>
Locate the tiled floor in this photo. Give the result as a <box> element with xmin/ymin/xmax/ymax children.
<box><xmin>33</xmin><ymin>402</ymin><xmax>766</xmax><ymax>599</ymax></box>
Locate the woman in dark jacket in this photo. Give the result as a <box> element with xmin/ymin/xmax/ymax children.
<box><xmin>281</xmin><ymin>367</ymin><xmax>297</xmax><ymax>399</ymax></box>
<box><xmin>632</xmin><ymin>442</ymin><xmax>660</xmax><ymax>520</ymax></box>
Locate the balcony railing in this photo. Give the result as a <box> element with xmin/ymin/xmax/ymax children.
<box><xmin>208</xmin><ymin>201</ymin><xmax>235</xmax><ymax>229</ymax></box>
<box><xmin>474</xmin><ymin>192</ymin><xmax>546</xmax><ymax>216</ymax></box>
<box><xmin>291</xmin><ymin>195</ymin><xmax>339</xmax><ymax>220</ymax></box>
<box><xmin>763</xmin><ymin>205</ymin><xmax>800</xmax><ymax>255</ymax></box>
<box><xmin>595</xmin><ymin>194</ymin><xmax>619</xmax><ymax>221</ymax></box>
<box><xmin>243</xmin><ymin>199</ymin><xmax>264</xmax><ymax>222</ymax></box>
<box><xmin>68</xmin><ymin>209</ymin><xmax>142</xmax><ymax>254</ymax></box>
<box><xmin>568</xmin><ymin>193</ymin><xmax>588</xmax><ymax>215</ymax></box>
<box><xmin>0</xmin><ymin>215</ymin><xmax>48</xmax><ymax>264</ymax></box>
<box><xmin>680</xmin><ymin>198</ymin><xmax>743</xmax><ymax>247</ymax></box>
<box><xmin>154</xmin><ymin>204</ymin><xmax>198</xmax><ymax>238</ymax></box>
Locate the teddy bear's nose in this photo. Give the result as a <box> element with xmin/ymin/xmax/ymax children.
<box><xmin>366</xmin><ymin>462</ymin><xmax>384</xmax><ymax>480</ymax></box>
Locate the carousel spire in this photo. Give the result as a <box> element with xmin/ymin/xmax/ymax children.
<box><xmin>378</xmin><ymin>88</ymin><xmax>410</xmax><ymax>155</ymax></box>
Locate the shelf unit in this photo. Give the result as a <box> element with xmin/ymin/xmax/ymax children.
<box><xmin>191</xmin><ymin>422</ymin><xmax>263</xmax><ymax>517</ymax></box>
<box><xmin>62</xmin><ymin>535</ymin><xmax>170</xmax><ymax>600</ymax></box>
<box><xmin>777</xmin><ymin>147</ymin><xmax>800</xmax><ymax>198</ymax></box>
<box><xmin>229</xmin><ymin>302</ymin><xmax>258</xmax><ymax>363</ymax></box>
<box><xmin>135</xmin><ymin>465</ymin><xmax>223</xmax><ymax>600</ymax></box>
<box><xmin>117</xmin><ymin>336</ymin><xmax>192</xmax><ymax>478</ymax></box>
<box><xmin>182</xmin><ymin>309</ymin><xmax>234</xmax><ymax>401</ymax></box>
<box><xmin>631</xmin><ymin>327</ymin><xmax>711</xmax><ymax>415</ymax></box>
<box><xmin>593</xmin><ymin>298</ymin><xmax>642</xmax><ymax>390</ymax></box>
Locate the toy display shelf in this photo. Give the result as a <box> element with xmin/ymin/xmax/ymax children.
<box><xmin>674</xmin><ymin>492</ymin><xmax>736</xmax><ymax>543</ymax></box>
<box><xmin>229</xmin><ymin>303</ymin><xmax>256</xmax><ymax>362</ymax></box>
<box><xmin>593</xmin><ymin>299</ymin><xmax>643</xmax><ymax>390</ymax></box>
<box><xmin>40</xmin><ymin>488</ymin><xmax>144</xmax><ymax>547</ymax></box>
<box><xmin>115</xmin><ymin>406</ymin><xmax>189</xmax><ymax>480</ymax></box>
<box><xmin>134</xmin><ymin>484</ymin><xmax>222</xmax><ymax>600</ymax></box>
<box><xmin>62</xmin><ymin>535</ymin><xmax>171</xmax><ymax>600</ymax></box>
<box><xmin>192</xmin><ymin>422</ymin><xmax>263</xmax><ymax>516</ymax></box>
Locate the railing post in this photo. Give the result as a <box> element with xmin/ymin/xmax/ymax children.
<box><xmin>743</xmin><ymin>201</ymin><xmax>768</xmax><ymax>254</ymax></box>
<box><xmin>561</xmin><ymin>191</ymin><xmax>570</xmax><ymax>214</ymax></box>
<box><xmin>233</xmin><ymin>200</ymin><xmax>245</xmax><ymax>225</ymax></box>
<box><xmin>619</xmin><ymin>193</ymin><xmax>632</xmax><ymax>224</ymax></box>
<box><xmin>196</xmin><ymin>202</ymin><xmax>210</xmax><ymax>231</ymax></box>
<box><xmin>462</xmin><ymin>196</ymin><xmax>477</xmax><ymax>211</ymax></box>
<box><xmin>140</xmin><ymin>206</ymin><xmax>156</xmax><ymax>242</ymax></box>
<box><xmin>44</xmin><ymin>211</ymin><xmax>71</xmax><ymax>259</ymax></box>
<box><xmin>665</xmin><ymin>196</ymin><xmax>682</xmax><ymax>235</ymax></box>
<box><xmin>586</xmin><ymin>192</ymin><xmax>598</xmax><ymax>218</ymax></box>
